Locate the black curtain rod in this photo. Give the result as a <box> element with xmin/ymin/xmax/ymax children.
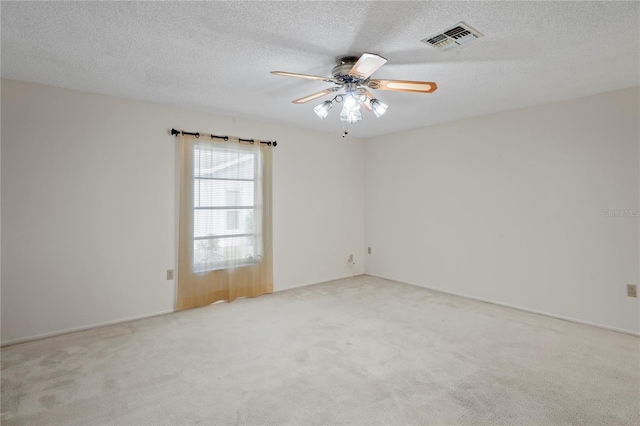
<box><xmin>171</xmin><ymin>128</ymin><xmax>277</xmax><ymax>147</ymax></box>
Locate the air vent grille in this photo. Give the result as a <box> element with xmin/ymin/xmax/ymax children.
<box><xmin>421</xmin><ymin>22</ymin><xmax>483</xmax><ymax>51</ymax></box>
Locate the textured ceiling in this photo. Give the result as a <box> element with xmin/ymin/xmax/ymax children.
<box><xmin>2</xmin><ymin>1</ymin><xmax>639</xmax><ymax>138</ymax></box>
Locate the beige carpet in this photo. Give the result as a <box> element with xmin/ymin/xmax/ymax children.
<box><xmin>2</xmin><ymin>275</ymin><xmax>639</xmax><ymax>425</ymax></box>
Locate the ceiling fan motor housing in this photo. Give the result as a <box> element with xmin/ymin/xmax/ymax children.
<box><xmin>332</xmin><ymin>56</ymin><xmax>364</xmax><ymax>84</ymax></box>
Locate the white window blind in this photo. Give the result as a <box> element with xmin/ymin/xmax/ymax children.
<box><xmin>192</xmin><ymin>143</ymin><xmax>261</xmax><ymax>272</ymax></box>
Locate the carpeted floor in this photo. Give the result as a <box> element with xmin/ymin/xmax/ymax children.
<box><xmin>1</xmin><ymin>275</ymin><xmax>639</xmax><ymax>425</ymax></box>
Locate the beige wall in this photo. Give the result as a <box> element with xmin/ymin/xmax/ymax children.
<box><xmin>365</xmin><ymin>87</ymin><xmax>639</xmax><ymax>334</ymax></box>
<box><xmin>2</xmin><ymin>79</ymin><xmax>638</xmax><ymax>343</ymax></box>
<box><xmin>1</xmin><ymin>79</ymin><xmax>365</xmax><ymax>344</ymax></box>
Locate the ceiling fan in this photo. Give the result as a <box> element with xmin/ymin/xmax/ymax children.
<box><xmin>271</xmin><ymin>53</ymin><xmax>437</xmax><ymax>124</ymax></box>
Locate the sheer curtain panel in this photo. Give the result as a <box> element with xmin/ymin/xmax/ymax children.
<box><xmin>177</xmin><ymin>134</ymin><xmax>273</xmax><ymax>310</ymax></box>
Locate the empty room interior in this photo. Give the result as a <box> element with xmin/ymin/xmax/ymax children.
<box><xmin>1</xmin><ymin>1</ymin><xmax>639</xmax><ymax>425</ymax></box>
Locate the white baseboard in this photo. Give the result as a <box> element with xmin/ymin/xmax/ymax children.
<box><xmin>7</xmin><ymin>273</ymin><xmax>632</xmax><ymax>346</ymax></box>
<box><xmin>365</xmin><ymin>273</ymin><xmax>640</xmax><ymax>337</ymax></box>
<box><xmin>274</xmin><ymin>272</ymin><xmax>365</xmax><ymax>293</ymax></box>
<box><xmin>1</xmin><ymin>309</ymin><xmax>176</xmax><ymax>347</ymax></box>
<box><xmin>2</xmin><ymin>273</ymin><xmax>366</xmax><ymax>347</ymax></box>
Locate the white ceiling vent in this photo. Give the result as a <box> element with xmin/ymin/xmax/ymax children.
<box><xmin>421</xmin><ymin>22</ymin><xmax>483</xmax><ymax>51</ymax></box>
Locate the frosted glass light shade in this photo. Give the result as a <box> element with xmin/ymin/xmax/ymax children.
<box><xmin>340</xmin><ymin>103</ymin><xmax>362</xmax><ymax>123</ymax></box>
<box><xmin>313</xmin><ymin>101</ymin><xmax>333</xmax><ymax>119</ymax></box>
<box><xmin>370</xmin><ymin>99</ymin><xmax>388</xmax><ymax>118</ymax></box>
<box><xmin>343</xmin><ymin>94</ymin><xmax>359</xmax><ymax>111</ymax></box>
<box><xmin>339</xmin><ymin>92</ymin><xmax>363</xmax><ymax>123</ymax></box>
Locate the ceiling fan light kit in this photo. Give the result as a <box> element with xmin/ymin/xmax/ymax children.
<box><xmin>271</xmin><ymin>53</ymin><xmax>437</xmax><ymax>127</ymax></box>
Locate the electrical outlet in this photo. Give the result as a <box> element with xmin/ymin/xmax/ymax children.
<box><xmin>368</xmin><ymin>247</ymin><xmax>371</xmax><ymax>254</ymax></box>
<box><xmin>628</xmin><ymin>284</ymin><xmax>637</xmax><ymax>298</ymax></box>
<box><xmin>167</xmin><ymin>269</ymin><xmax>174</xmax><ymax>280</ymax></box>
<box><xmin>347</xmin><ymin>254</ymin><xmax>356</xmax><ymax>270</ymax></box>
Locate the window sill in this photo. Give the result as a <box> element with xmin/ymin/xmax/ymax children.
<box><xmin>193</xmin><ymin>258</ymin><xmax>262</xmax><ymax>274</ymax></box>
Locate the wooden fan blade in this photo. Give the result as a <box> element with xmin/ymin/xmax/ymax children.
<box><xmin>363</xmin><ymin>89</ymin><xmax>377</xmax><ymax>100</ymax></box>
<box><xmin>349</xmin><ymin>53</ymin><xmax>387</xmax><ymax>79</ymax></box>
<box><xmin>271</xmin><ymin>71</ymin><xmax>336</xmax><ymax>83</ymax></box>
<box><xmin>292</xmin><ymin>88</ymin><xmax>339</xmax><ymax>104</ymax></box>
<box><xmin>368</xmin><ymin>79</ymin><xmax>437</xmax><ymax>93</ymax></box>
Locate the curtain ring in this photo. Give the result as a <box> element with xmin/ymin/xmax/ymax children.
<box><xmin>195</xmin><ymin>132</ymin><xmax>200</xmax><ymax>138</ymax></box>
<box><xmin>224</xmin><ymin>136</ymin><xmax>229</xmax><ymax>141</ymax></box>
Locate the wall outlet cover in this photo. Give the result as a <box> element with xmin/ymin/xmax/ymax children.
<box><xmin>627</xmin><ymin>284</ymin><xmax>637</xmax><ymax>298</ymax></box>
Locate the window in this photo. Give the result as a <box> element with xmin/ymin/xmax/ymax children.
<box><xmin>192</xmin><ymin>143</ymin><xmax>261</xmax><ymax>272</ymax></box>
<box><xmin>177</xmin><ymin>131</ymin><xmax>273</xmax><ymax>310</ymax></box>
